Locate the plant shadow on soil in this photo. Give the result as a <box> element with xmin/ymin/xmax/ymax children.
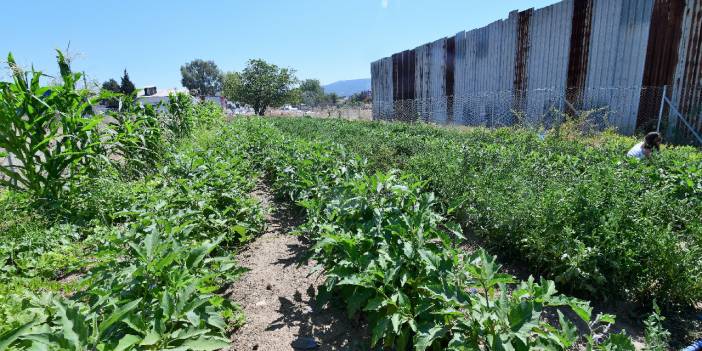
<box><xmin>227</xmin><ymin>183</ymin><xmax>369</xmax><ymax>350</ymax></box>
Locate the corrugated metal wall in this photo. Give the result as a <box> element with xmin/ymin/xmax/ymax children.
<box><xmin>414</xmin><ymin>43</ymin><xmax>431</xmax><ymax>120</ymax></box>
<box><xmin>428</xmin><ymin>38</ymin><xmax>447</xmax><ymax>123</ymax></box>
<box><xmin>670</xmin><ymin>0</ymin><xmax>702</xmax><ymax>140</ymax></box>
<box><xmin>454</xmin><ymin>12</ymin><xmax>518</xmax><ymax>126</ymax></box>
<box><xmin>525</xmin><ymin>0</ymin><xmax>574</xmax><ymax>124</ymax></box>
<box><xmin>371</xmin><ymin>57</ymin><xmax>393</xmax><ymax>119</ymax></box>
<box><xmin>370</xmin><ymin>0</ymin><xmax>702</xmax><ymax>137</ymax></box>
<box><xmin>583</xmin><ymin>0</ymin><xmax>654</xmax><ymax>134</ymax></box>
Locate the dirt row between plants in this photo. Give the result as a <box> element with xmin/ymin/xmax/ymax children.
<box><xmin>225</xmin><ymin>183</ymin><xmax>702</xmax><ymax>350</ymax></box>
<box><xmin>226</xmin><ymin>185</ymin><xmax>368</xmax><ymax>351</ymax></box>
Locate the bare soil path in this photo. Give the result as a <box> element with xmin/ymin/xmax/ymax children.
<box><xmin>227</xmin><ymin>185</ymin><xmax>368</xmax><ymax>351</ymax></box>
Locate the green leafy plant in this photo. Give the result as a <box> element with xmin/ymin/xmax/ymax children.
<box><xmin>224</xmin><ymin>118</ymin><xmax>642</xmax><ymax>350</ymax></box>
<box><xmin>643</xmin><ymin>301</ymin><xmax>670</xmax><ymax>351</ymax></box>
<box><xmin>0</xmin><ymin>51</ymin><xmax>103</xmax><ymax>200</ymax></box>
<box><xmin>165</xmin><ymin>92</ymin><xmax>195</xmax><ymax>139</ymax></box>
<box><xmin>107</xmin><ymin>95</ymin><xmax>165</xmax><ymax>176</ymax></box>
<box><xmin>261</xmin><ymin>116</ymin><xmax>702</xmax><ymax>306</ymax></box>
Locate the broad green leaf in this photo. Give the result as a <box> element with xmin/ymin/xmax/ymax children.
<box><xmin>139</xmin><ymin>330</ymin><xmax>160</xmax><ymax>346</ymax></box>
<box><xmin>414</xmin><ymin>325</ymin><xmax>447</xmax><ymax>351</ymax></box>
<box><xmin>363</xmin><ymin>296</ymin><xmax>387</xmax><ymax>312</ymax></box>
<box><xmin>0</xmin><ymin>321</ymin><xmax>35</xmax><ymax>351</ymax></box>
<box><xmin>115</xmin><ymin>334</ymin><xmax>141</xmax><ymax>351</ymax></box>
<box><xmin>98</xmin><ymin>298</ymin><xmax>142</xmax><ymax>335</ymax></box>
<box><xmin>178</xmin><ymin>336</ymin><xmax>230</xmax><ymax>351</ymax></box>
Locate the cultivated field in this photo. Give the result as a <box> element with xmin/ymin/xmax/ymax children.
<box><xmin>1</xmin><ymin>54</ymin><xmax>701</xmax><ymax>350</ymax></box>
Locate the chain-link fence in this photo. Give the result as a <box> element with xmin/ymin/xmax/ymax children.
<box><xmin>267</xmin><ymin>105</ymin><xmax>373</xmax><ymax>121</ymax></box>
<box><xmin>373</xmin><ymin>86</ymin><xmax>702</xmax><ymax>146</ymax></box>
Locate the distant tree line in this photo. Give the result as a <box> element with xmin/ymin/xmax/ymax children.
<box><xmin>100</xmin><ymin>58</ymin><xmax>370</xmax><ymax>115</ymax></box>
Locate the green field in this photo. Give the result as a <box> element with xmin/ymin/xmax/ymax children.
<box><xmin>2</xmin><ymin>56</ymin><xmax>700</xmax><ymax>349</ymax></box>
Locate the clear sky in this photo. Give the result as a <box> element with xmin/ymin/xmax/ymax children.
<box><xmin>2</xmin><ymin>0</ymin><xmax>558</xmax><ymax>88</ymax></box>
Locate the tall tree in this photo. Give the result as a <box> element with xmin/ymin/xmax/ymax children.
<box><xmin>120</xmin><ymin>69</ymin><xmax>135</xmax><ymax>95</ymax></box>
<box><xmin>326</xmin><ymin>92</ymin><xmax>339</xmax><ymax>106</ymax></box>
<box><xmin>222</xmin><ymin>71</ymin><xmax>240</xmax><ymax>102</ymax></box>
<box><xmin>102</xmin><ymin>79</ymin><xmax>120</xmax><ymax>93</ymax></box>
<box><xmin>101</xmin><ymin>78</ymin><xmax>121</xmax><ymax>108</ymax></box>
<box><xmin>180</xmin><ymin>59</ymin><xmax>223</xmax><ymax>98</ymax></box>
<box><xmin>222</xmin><ymin>59</ymin><xmax>297</xmax><ymax>116</ymax></box>
<box><xmin>299</xmin><ymin>79</ymin><xmax>325</xmax><ymax>107</ymax></box>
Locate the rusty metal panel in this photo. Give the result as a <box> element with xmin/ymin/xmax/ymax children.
<box><xmin>446</xmin><ymin>36</ymin><xmax>456</xmax><ymax>122</ymax></box>
<box><xmin>566</xmin><ymin>0</ymin><xmax>594</xmax><ymax>111</ymax></box>
<box><xmin>636</xmin><ymin>0</ymin><xmax>685</xmax><ymax>131</ymax></box>
<box><xmin>584</xmin><ymin>0</ymin><xmax>655</xmax><ymax>134</ymax></box>
<box><xmin>513</xmin><ymin>9</ymin><xmax>533</xmax><ymax>113</ymax></box>
<box><xmin>670</xmin><ymin>0</ymin><xmax>702</xmax><ymax>141</ymax></box>
<box><xmin>525</xmin><ymin>0</ymin><xmax>574</xmax><ymax>125</ymax></box>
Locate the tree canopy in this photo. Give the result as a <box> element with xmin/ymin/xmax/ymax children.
<box><xmin>299</xmin><ymin>79</ymin><xmax>325</xmax><ymax>107</ymax></box>
<box><xmin>120</xmin><ymin>69</ymin><xmax>135</xmax><ymax>95</ymax></box>
<box><xmin>101</xmin><ymin>78</ymin><xmax>121</xmax><ymax>108</ymax></box>
<box><xmin>180</xmin><ymin>59</ymin><xmax>223</xmax><ymax>97</ymax></box>
<box><xmin>102</xmin><ymin>79</ymin><xmax>120</xmax><ymax>93</ymax></box>
<box><xmin>222</xmin><ymin>71</ymin><xmax>240</xmax><ymax>103</ymax></box>
<box><xmin>222</xmin><ymin>59</ymin><xmax>297</xmax><ymax>116</ymax></box>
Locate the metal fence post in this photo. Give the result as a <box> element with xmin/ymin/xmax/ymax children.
<box><xmin>656</xmin><ymin>85</ymin><xmax>667</xmax><ymax>133</ymax></box>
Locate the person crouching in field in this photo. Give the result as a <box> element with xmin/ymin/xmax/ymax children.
<box><xmin>627</xmin><ymin>132</ymin><xmax>662</xmax><ymax>159</ymax></box>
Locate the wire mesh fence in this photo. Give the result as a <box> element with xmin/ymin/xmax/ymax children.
<box><xmin>372</xmin><ymin>86</ymin><xmax>702</xmax><ymax>146</ymax></box>
<box><xmin>266</xmin><ymin>105</ymin><xmax>373</xmax><ymax>121</ymax></box>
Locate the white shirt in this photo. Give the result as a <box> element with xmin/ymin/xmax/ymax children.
<box><xmin>627</xmin><ymin>142</ymin><xmax>646</xmax><ymax>159</ymax></box>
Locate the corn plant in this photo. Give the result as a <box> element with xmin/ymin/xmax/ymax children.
<box><xmin>0</xmin><ymin>51</ymin><xmax>103</xmax><ymax>200</ymax></box>
<box><xmin>106</xmin><ymin>94</ymin><xmax>165</xmax><ymax>176</ymax></box>
<box><xmin>165</xmin><ymin>92</ymin><xmax>195</xmax><ymax>139</ymax></box>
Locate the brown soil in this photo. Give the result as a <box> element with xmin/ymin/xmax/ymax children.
<box><xmin>227</xmin><ymin>185</ymin><xmax>368</xmax><ymax>351</ymax></box>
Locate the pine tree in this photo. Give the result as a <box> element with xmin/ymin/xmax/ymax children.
<box><xmin>120</xmin><ymin>69</ymin><xmax>135</xmax><ymax>95</ymax></box>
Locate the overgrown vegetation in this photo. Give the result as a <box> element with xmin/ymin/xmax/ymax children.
<box><xmin>0</xmin><ymin>53</ymin><xmax>262</xmax><ymax>350</ymax></box>
<box><xmin>223</xmin><ymin>118</ymin><xmax>643</xmax><ymax>350</ymax></box>
<box><xmin>264</xmin><ymin>116</ymin><xmax>702</xmax><ymax>307</ymax></box>
<box><xmin>3</xmin><ymin>50</ymin><xmax>698</xmax><ymax>350</ymax></box>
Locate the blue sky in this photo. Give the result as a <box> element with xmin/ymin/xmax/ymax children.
<box><xmin>2</xmin><ymin>0</ymin><xmax>558</xmax><ymax>88</ymax></box>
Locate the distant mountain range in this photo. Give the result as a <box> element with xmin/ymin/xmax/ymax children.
<box><xmin>323</xmin><ymin>78</ymin><xmax>371</xmax><ymax>97</ymax></box>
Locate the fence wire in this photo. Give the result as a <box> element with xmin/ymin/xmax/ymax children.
<box><xmin>372</xmin><ymin>86</ymin><xmax>702</xmax><ymax>146</ymax></box>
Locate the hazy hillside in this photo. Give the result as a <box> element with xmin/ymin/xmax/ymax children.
<box><xmin>323</xmin><ymin>78</ymin><xmax>370</xmax><ymax>97</ymax></box>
